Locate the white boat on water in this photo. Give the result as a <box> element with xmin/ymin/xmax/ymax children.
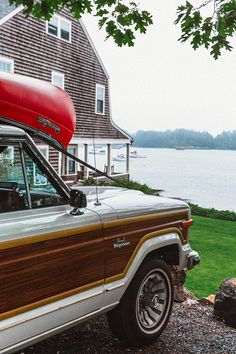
<box><xmin>112</xmin><ymin>153</ymin><xmax>126</xmax><ymax>162</ymax></box>
<box><xmin>113</xmin><ymin>150</ymin><xmax>146</xmax><ymax>161</ymax></box>
<box><xmin>130</xmin><ymin>150</ymin><xmax>146</xmax><ymax>158</ymax></box>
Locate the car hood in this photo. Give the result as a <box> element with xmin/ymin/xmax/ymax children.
<box><xmin>76</xmin><ymin>186</ymin><xmax>190</xmax><ymax>219</ymax></box>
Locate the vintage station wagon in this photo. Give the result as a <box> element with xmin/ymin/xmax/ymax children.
<box><xmin>0</xmin><ymin>73</ymin><xmax>200</xmax><ymax>353</ymax></box>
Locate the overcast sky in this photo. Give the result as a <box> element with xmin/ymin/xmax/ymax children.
<box><xmin>83</xmin><ymin>0</ymin><xmax>236</xmax><ymax>136</ymax></box>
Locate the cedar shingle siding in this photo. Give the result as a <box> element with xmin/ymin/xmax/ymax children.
<box><xmin>49</xmin><ymin>146</ymin><xmax>60</xmax><ymax>173</ymax></box>
<box><xmin>0</xmin><ymin>4</ymin><xmax>129</xmax><ymax>141</ymax></box>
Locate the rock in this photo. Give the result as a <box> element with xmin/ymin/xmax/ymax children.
<box><xmin>174</xmin><ymin>285</ymin><xmax>185</xmax><ymax>302</ymax></box>
<box><xmin>172</xmin><ymin>269</ymin><xmax>186</xmax><ymax>302</ymax></box>
<box><xmin>200</xmin><ymin>294</ymin><xmax>215</xmax><ymax>305</ymax></box>
<box><xmin>183</xmin><ymin>299</ymin><xmax>198</xmax><ymax>306</ymax></box>
<box><xmin>214</xmin><ymin>278</ymin><xmax>236</xmax><ymax>328</ymax></box>
<box><xmin>184</xmin><ymin>287</ymin><xmax>198</xmax><ymax>300</ymax></box>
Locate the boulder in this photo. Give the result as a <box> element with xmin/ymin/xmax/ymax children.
<box><xmin>200</xmin><ymin>294</ymin><xmax>215</xmax><ymax>305</ymax></box>
<box><xmin>172</xmin><ymin>268</ymin><xmax>186</xmax><ymax>302</ymax></box>
<box><xmin>214</xmin><ymin>278</ymin><xmax>236</xmax><ymax>328</ymax></box>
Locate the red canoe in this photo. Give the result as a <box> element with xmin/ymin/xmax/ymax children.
<box><xmin>0</xmin><ymin>72</ymin><xmax>76</xmax><ymax>148</ymax></box>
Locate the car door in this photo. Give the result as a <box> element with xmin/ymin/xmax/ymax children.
<box><xmin>0</xmin><ymin>142</ymin><xmax>105</xmax><ymax>350</ymax></box>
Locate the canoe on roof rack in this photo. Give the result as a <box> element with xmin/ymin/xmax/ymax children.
<box><xmin>0</xmin><ymin>72</ymin><xmax>76</xmax><ymax>148</ymax></box>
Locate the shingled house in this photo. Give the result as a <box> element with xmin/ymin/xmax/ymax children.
<box><xmin>0</xmin><ymin>0</ymin><xmax>132</xmax><ymax>183</ymax></box>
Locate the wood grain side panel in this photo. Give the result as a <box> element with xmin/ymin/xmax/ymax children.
<box><xmin>0</xmin><ymin>211</ymin><xmax>188</xmax><ymax>318</ymax></box>
<box><xmin>104</xmin><ymin>211</ymin><xmax>188</xmax><ymax>278</ymax></box>
<box><xmin>0</xmin><ymin>229</ymin><xmax>104</xmax><ymax>316</ymax></box>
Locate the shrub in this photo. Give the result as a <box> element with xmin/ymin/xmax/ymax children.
<box><xmin>189</xmin><ymin>203</ymin><xmax>236</xmax><ymax>222</ymax></box>
<box><xmin>83</xmin><ymin>177</ymin><xmax>158</xmax><ymax>195</ymax></box>
<box><xmin>83</xmin><ymin>178</ymin><xmax>235</xmax><ymax>221</ymax></box>
<box><xmin>112</xmin><ymin>179</ymin><xmax>158</xmax><ymax>195</ymax></box>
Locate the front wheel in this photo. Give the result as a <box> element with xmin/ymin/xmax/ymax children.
<box><xmin>107</xmin><ymin>258</ymin><xmax>173</xmax><ymax>346</ymax></box>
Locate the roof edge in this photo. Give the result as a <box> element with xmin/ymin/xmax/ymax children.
<box><xmin>110</xmin><ymin>117</ymin><xmax>133</xmax><ymax>142</ymax></box>
<box><xmin>107</xmin><ymin>80</ymin><xmax>133</xmax><ymax>142</ymax></box>
<box><xmin>71</xmin><ymin>137</ymin><xmax>131</xmax><ymax>145</ymax></box>
<box><xmin>0</xmin><ymin>5</ymin><xmax>24</xmax><ymax>26</ymax></box>
<box><xmin>79</xmin><ymin>19</ymin><xmax>132</xmax><ymax>142</ymax></box>
<box><xmin>79</xmin><ymin>19</ymin><xmax>110</xmax><ymax>80</ymax></box>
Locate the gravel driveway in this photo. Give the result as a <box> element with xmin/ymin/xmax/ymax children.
<box><xmin>17</xmin><ymin>300</ymin><xmax>236</xmax><ymax>354</ymax></box>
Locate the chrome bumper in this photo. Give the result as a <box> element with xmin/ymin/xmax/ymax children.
<box><xmin>187</xmin><ymin>250</ymin><xmax>200</xmax><ymax>269</ymax></box>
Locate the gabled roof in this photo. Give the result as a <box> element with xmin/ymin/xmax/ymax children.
<box><xmin>0</xmin><ymin>1</ymin><xmax>110</xmax><ymax>81</ymax></box>
<box><xmin>0</xmin><ymin>0</ymin><xmax>15</xmax><ymax>19</ymax></box>
<box><xmin>0</xmin><ymin>1</ymin><xmax>132</xmax><ymax>143</ymax></box>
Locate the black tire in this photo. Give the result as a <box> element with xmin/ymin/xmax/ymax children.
<box><xmin>107</xmin><ymin>257</ymin><xmax>173</xmax><ymax>346</ymax></box>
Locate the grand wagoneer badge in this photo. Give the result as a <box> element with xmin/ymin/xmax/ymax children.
<box><xmin>113</xmin><ymin>237</ymin><xmax>130</xmax><ymax>249</ymax></box>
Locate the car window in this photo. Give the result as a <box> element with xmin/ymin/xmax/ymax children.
<box><xmin>0</xmin><ymin>145</ymin><xmax>28</xmax><ymax>213</ymax></box>
<box><xmin>0</xmin><ymin>144</ymin><xmax>67</xmax><ymax>213</ymax></box>
<box><xmin>23</xmin><ymin>149</ymin><xmax>66</xmax><ymax>208</ymax></box>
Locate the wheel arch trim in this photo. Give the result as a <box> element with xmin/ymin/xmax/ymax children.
<box><xmin>105</xmin><ymin>227</ymin><xmax>183</xmax><ymax>287</ymax></box>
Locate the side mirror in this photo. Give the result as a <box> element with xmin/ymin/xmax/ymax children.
<box><xmin>70</xmin><ymin>190</ymin><xmax>87</xmax><ymax>215</ymax></box>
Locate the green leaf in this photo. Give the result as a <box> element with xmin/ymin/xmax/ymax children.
<box><xmin>190</xmin><ymin>30</ymin><xmax>202</xmax><ymax>49</ymax></box>
<box><xmin>175</xmin><ymin>0</ymin><xmax>236</xmax><ymax>59</ymax></box>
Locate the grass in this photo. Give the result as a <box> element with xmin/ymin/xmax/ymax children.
<box><xmin>186</xmin><ymin>215</ymin><xmax>236</xmax><ymax>299</ymax></box>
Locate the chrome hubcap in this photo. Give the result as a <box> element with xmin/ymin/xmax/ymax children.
<box><xmin>136</xmin><ymin>270</ymin><xmax>168</xmax><ymax>332</ymax></box>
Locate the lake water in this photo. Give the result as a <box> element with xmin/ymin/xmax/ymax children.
<box><xmin>82</xmin><ymin>147</ymin><xmax>236</xmax><ymax>211</ymax></box>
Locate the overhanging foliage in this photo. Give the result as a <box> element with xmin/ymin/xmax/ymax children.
<box><xmin>9</xmin><ymin>0</ymin><xmax>236</xmax><ymax>58</ymax></box>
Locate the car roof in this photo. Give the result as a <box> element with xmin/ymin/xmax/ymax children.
<box><xmin>0</xmin><ymin>124</ymin><xmax>27</xmax><ymax>136</ymax></box>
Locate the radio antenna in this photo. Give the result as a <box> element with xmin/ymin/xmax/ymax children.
<box><xmin>91</xmin><ymin>121</ymin><xmax>101</xmax><ymax>206</ymax></box>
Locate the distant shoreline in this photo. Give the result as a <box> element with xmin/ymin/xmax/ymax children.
<box><xmin>132</xmin><ymin>129</ymin><xmax>236</xmax><ymax>151</ymax></box>
<box><xmin>132</xmin><ymin>146</ymin><xmax>236</xmax><ymax>151</ymax></box>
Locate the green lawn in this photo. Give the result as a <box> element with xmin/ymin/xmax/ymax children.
<box><xmin>185</xmin><ymin>215</ymin><xmax>236</xmax><ymax>298</ymax></box>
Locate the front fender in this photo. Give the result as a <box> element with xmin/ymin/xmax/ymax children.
<box><xmin>104</xmin><ymin>229</ymin><xmax>184</xmax><ymax>305</ymax></box>
<box><xmin>124</xmin><ymin>231</ymin><xmax>183</xmax><ymax>289</ymax></box>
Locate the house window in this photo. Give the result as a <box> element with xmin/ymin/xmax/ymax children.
<box><xmin>0</xmin><ymin>146</ymin><xmax>14</xmax><ymax>160</ymax></box>
<box><xmin>38</xmin><ymin>145</ymin><xmax>49</xmax><ymax>160</ymax></box>
<box><xmin>51</xmin><ymin>71</ymin><xmax>64</xmax><ymax>89</ymax></box>
<box><xmin>0</xmin><ymin>57</ymin><xmax>14</xmax><ymax>73</ymax></box>
<box><xmin>67</xmin><ymin>145</ymin><xmax>77</xmax><ymax>175</ymax></box>
<box><xmin>61</xmin><ymin>19</ymin><xmax>70</xmax><ymax>41</ymax></box>
<box><xmin>96</xmin><ymin>84</ymin><xmax>105</xmax><ymax>115</ymax></box>
<box><xmin>47</xmin><ymin>15</ymin><xmax>71</xmax><ymax>42</ymax></box>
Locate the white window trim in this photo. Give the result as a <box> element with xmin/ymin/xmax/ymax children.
<box><xmin>46</xmin><ymin>14</ymin><xmax>71</xmax><ymax>43</ymax></box>
<box><xmin>58</xmin><ymin>151</ymin><xmax>62</xmax><ymax>176</ymax></box>
<box><xmin>38</xmin><ymin>145</ymin><xmax>49</xmax><ymax>160</ymax></box>
<box><xmin>0</xmin><ymin>146</ymin><xmax>14</xmax><ymax>160</ymax></box>
<box><xmin>95</xmin><ymin>84</ymin><xmax>105</xmax><ymax>115</ymax></box>
<box><xmin>33</xmin><ymin>145</ymin><xmax>49</xmax><ymax>185</ymax></box>
<box><xmin>33</xmin><ymin>165</ymin><xmax>48</xmax><ymax>186</ymax></box>
<box><xmin>66</xmin><ymin>145</ymin><xmax>78</xmax><ymax>175</ymax></box>
<box><xmin>0</xmin><ymin>56</ymin><xmax>14</xmax><ymax>73</ymax></box>
<box><xmin>51</xmin><ymin>71</ymin><xmax>65</xmax><ymax>89</ymax></box>
<box><xmin>7</xmin><ymin>146</ymin><xmax>14</xmax><ymax>160</ymax></box>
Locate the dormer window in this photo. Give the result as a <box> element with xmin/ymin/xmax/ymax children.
<box><xmin>46</xmin><ymin>15</ymin><xmax>71</xmax><ymax>42</ymax></box>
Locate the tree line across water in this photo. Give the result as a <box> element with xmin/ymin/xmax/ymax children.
<box><xmin>132</xmin><ymin>129</ymin><xmax>236</xmax><ymax>150</ymax></box>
